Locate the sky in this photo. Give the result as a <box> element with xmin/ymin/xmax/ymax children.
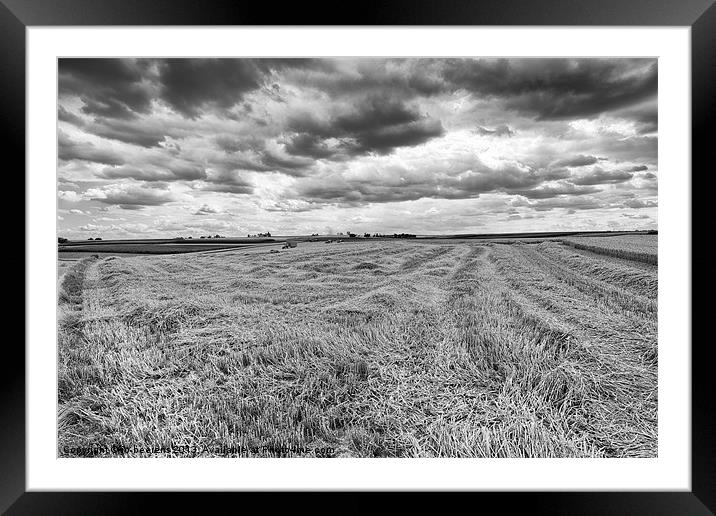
<box><xmin>57</xmin><ymin>58</ymin><xmax>657</xmax><ymax>239</ymax></box>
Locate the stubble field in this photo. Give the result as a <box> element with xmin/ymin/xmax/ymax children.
<box><xmin>57</xmin><ymin>236</ymin><xmax>657</xmax><ymax>458</ymax></box>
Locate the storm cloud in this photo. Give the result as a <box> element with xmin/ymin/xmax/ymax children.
<box><xmin>57</xmin><ymin>57</ymin><xmax>658</xmax><ymax>238</ymax></box>
<box><xmin>441</xmin><ymin>58</ymin><xmax>657</xmax><ymax>120</ymax></box>
<box><xmin>59</xmin><ymin>58</ymin><xmax>155</xmax><ymax>119</ymax></box>
<box><xmin>58</xmin><ymin>131</ymin><xmax>125</xmax><ymax>166</ymax></box>
<box><xmin>86</xmin><ymin>183</ymin><xmax>177</xmax><ymax>207</ymax></box>
<box><xmin>157</xmin><ymin>59</ymin><xmax>264</xmax><ymax>118</ymax></box>
<box><xmin>287</xmin><ymin>94</ymin><xmax>445</xmax><ymax>157</ymax></box>
<box><xmin>572</xmin><ymin>167</ymin><xmax>635</xmax><ymax>185</ymax></box>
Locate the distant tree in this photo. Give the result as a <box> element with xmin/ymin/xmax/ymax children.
<box><xmin>214</xmin><ymin>234</ymin><xmax>221</xmax><ymax>239</ymax></box>
<box><xmin>87</xmin><ymin>237</ymin><xmax>94</xmax><ymax>240</ymax></box>
<box><xmin>58</xmin><ymin>237</ymin><xmax>68</xmax><ymax>243</ymax></box>
<box><xmin>364</xmin><ymin>233</ymin><xmax>370</xmax><ymax>238</ymax></box>
<box><xmin>95</xmin><ymin>237</ymin><xmax>102</xmax><ymax>241</ymax></box>
<box><xmin>187</xmin><ymin>236</ymin><xmax>193</xmax><ymax>239</ymax></box>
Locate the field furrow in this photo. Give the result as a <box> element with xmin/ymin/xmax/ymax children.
<box><xmin>486</xmin><ymin>244</ymin><xmax>657</xmax><ymax>456</ymax></box>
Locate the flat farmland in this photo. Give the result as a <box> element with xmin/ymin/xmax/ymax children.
<box><xmin>561</xmin><ymin>234</ymin><xmax>657</xmax><ymax>264</ymax></box>
<box><xmin>57</xmin><ymin>235</ymin><xmax>657</xmax><ymax>458</ymax></box>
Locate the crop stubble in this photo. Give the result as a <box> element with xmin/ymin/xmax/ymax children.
<box><xmin>57</xmin><ymin>236</ymin><xmax>657</xmax><ymax>457</ymax></box>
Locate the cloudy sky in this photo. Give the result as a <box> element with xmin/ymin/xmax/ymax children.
<box><xmin>57</xmin><ymin>58</ymin><xmax>657</xmax><ymax>238</ymax></box>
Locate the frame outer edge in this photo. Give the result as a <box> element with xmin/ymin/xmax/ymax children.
<box><xmin>0</xmin><ymin>0</ymin><xmax>715</xmax><ymax>26</ymax></box>
<box><xmin>0</xmin><ymin>0</ymin><xmax>27</xmax><ymax>513</ymax></box>
<box><xmin>691</xmin><ymin>1</ymin><xmax>716</xmax><ymax>514</ymax></box>
<box><xmin>8</xmin><ymin>0</ymin><xmax>713</xmax><ymax>511</ymax></box>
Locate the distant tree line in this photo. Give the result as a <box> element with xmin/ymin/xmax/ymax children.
<box><xmin>58</xmin><ymin>237</ymin><xmax>102</xmax><ymax>242</ymax></box>
<box><xmin>176</xmin><ymin>235</ymin><xmax>226</xmax><ymax>239</ymax></box>
<box><xmin>367</xmin><ymin>233</ymin><xmax>416</xmax><ymax>238</ymax></box>
<box><xmin>248</xmin><ymin>232</ymin><xmax>272</xmax><ymax>237</ymax></box>
<box><xmin>343</xmin><ymin>232</ymin><xmax>416</xmax><ymax>239</ymax></box>
<box><xmin>311</xmin><ymin>232</ymin><xmax>418</xmax><ymax>239</ymax></box>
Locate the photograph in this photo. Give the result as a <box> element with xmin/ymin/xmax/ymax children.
<box><xmin>56</xmin><ymin>56</ymin><xmax>658</xmax><ymax>459</ymax></box>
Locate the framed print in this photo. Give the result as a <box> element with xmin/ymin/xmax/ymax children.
<box><xmin>7</xmin><ymin>0</ymin><xmax>713</xmax><ymax>512</ymax></box>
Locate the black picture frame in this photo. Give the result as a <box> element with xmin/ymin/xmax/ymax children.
<box><xmin>6</xmin><ymin>0</ymin><xmax>712</xmax><ymax>512</ymax></box>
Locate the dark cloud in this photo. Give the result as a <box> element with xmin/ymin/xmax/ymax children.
<box><xmin>99</xmin><ymin>166</ymin><xmax>168</xmax><ymax>182</ymax></box>
<box><xmin>474</xmin><ymin>125</ymin><xmax>514</xmax><ymax>137</ymax></box>
<box><xmin>298</xmin><ymin>162</ymin><xmax>547</xmax><ymax>205</ymax></box>
<box><xmin>334</xmin><ymin>96</ymin><xmax>420</xmax><ymax>133</ymax></box>
<box><xmin>213</xmin><ymin>153</ymin><xmax>272</xmax><ymax>173</ymax></box>
<box><xmin>213</xmin><ymin>137</ymin><xmax>317</xmax><ymax>176</ymax></box>
<box><xmin>446</xmin><ymin>166</ymin><xmax>542</xmax><ymax>195</ymax></box>
<box><xmin>613</xmin><ymin>102</ymin><xmax>658</xmax><ymax>133</ymax></box>
<box><xmin>572</xmin><ymin>167</ymin><xmax>634</xmax><ymax>185</ymax></box>
<box><xmin>288</xmin><ymin>95</ymin><xmax>444</xmax><ymax>157</ymax></box>
<box><xmin>552</xmin><ymin>155</ymin><xmax>599</xmax><ymax>168</ymax></box>
<box><xmin>198</xmin><ymin>170</ymin><xmax>254</xmax><ymax>195</ymax></box>
<box><xmin>537</xmin><ymin>167</ymin><xmax>572</xmax><ymax>181</ymax></box>
<box><xmin>98</xmin><ymin>163</ymin><xmax>205</xmax><ymax>182</ymax></box>
<box><xmin>283</xmin><ymin>133</ymin><xmax>338</xmax><ymax>159</ymax></box>
<box><xmin>442</xmin><ymin>58</ymin><xmax>657</xmax><ymax>120</ymax></box>
<box><xmin>282</xmin><ymin>58</ymin><xmax>446</xmax><ymax>99</ymax></box>
<box><xmin>58</xmin><ymin>106</ymin><xmax>86</xmax><ymax>126</ymax></box>
<box><xmin>86</xmin><ymin>121</ymin><xmax>164</xmax><ymax>148</ymax></box>
<box><xmin>353</xmin><ymin>118</ymin><xmax>444</xmax><ymax>155</ymax></box>
<box><xmin>261</xmin><ymin>150</ymin><xmax>313</xmax><ymax>175</ymax></box>
<box><xmin>59</xmin><ymin>58</ymin><xmax>154</xmax><ymax>119</ymax></box>
<box><xmin>169</xmin><ymin>163</ymin><xmax>206</xmax><ymax>180</ymax></box>
<box><xmin>299</xmin><ymin>180</ymin><xmax>447</xmax><ymax>205</ymax></box>
<box><xmin>201</xmin><ymin>184</ymin><xmax>254</xmax><ymax>194</ymax></box>
<box><xmin>214</xmin><ymin>134</ymin><xmax>264</xmax><ymax>154</ymax></box>
<box><xmin>58</xmin><ymin>132</ymin><xmax>124</xmax><ymax>166</ymax></box>
<box><xmin>512</xmin><ymin>182</ymin><xmax>602</xmax><ymax>199</ymax></box>
<box><xmin>255</xmin><ymin>58</ymin><xmax>335</xmax><ymax>73</ymax></box>
<box><xmin>158</xmin><ymin>59</ymin><xmax>264</xmax><ymax>118</ymax></box>
<box><xmin>90</xmin><ymin>184</ymin><xmax>176</xmax><ymax>206</ymax></box>
<box><xmin>215</xmin><ymin>135</ymin><xmax>321</xmax><ymax>176</ymax></box>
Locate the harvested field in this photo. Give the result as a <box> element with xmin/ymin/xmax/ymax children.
<box><xmin>561</xmin><ymin>234</ymin><xmax>658</xmax><ymax>264</ymax></box>
<box><xmin>57</xmin><ymin>237</ymin><xmax>657</xmax><ymax>458</ymax></box>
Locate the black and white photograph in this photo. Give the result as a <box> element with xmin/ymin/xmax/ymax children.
<box><xmin>56</xmin><ymin>57</ymin><xmax>658</xmax><ymax>459</ymax></box>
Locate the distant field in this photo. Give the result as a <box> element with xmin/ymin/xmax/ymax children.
<box><xmin>58</xmin><ymin>243</ymin><xmax>271</xmax><ymax>254</ymax></box>
<box><xmin>59</xmin><ymin>237</ymin><xmax>276</xmax><ymax>246</ymax></box>
<box><xmin>561</xmin><ymin>234</ymin><xmax>658</xmax><ymax>264</ymax></box>
<box><xmin>58</xmin><ymin>237</ymin><xmax>279</xmax><ymax>256</ymax></box>
<box><xmin>57</xmin><ymin>235</ymin><xmax>657</xmax><ymax>458</ymax></box>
